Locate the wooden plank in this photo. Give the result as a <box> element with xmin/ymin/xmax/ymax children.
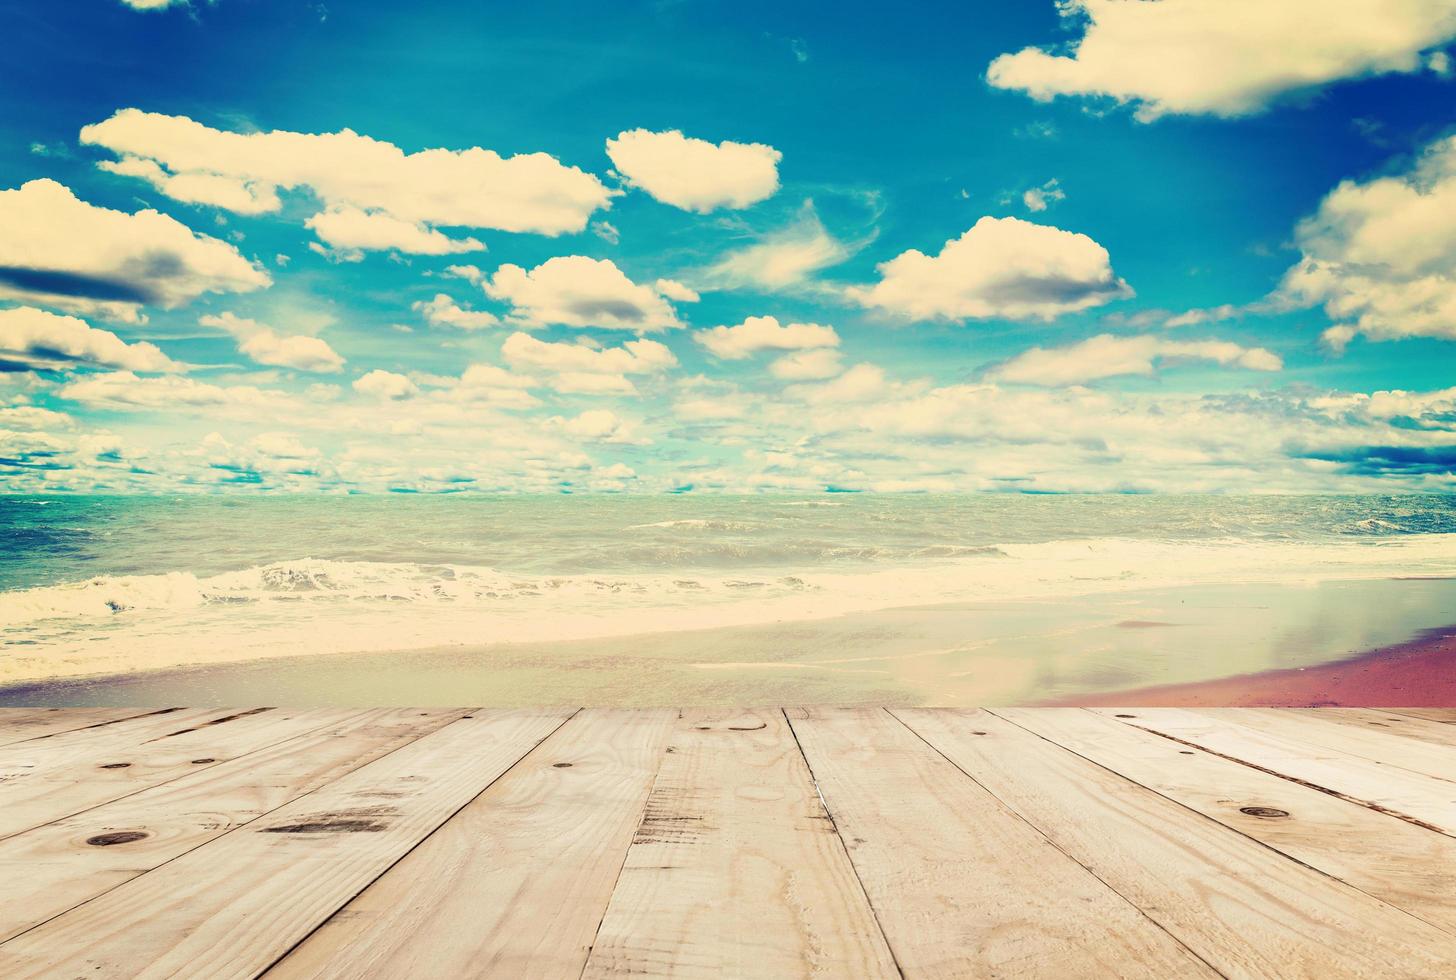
<box><xmin>580</xmin><ymin>709</ymin><xmax>899</xmax><ymax>980</ymax></box>
<box><xmin>786</xmin><ymin>707</ymin><xmax>1212</xmax><ymax>979</ymax></box>
<box><xmin>1201</xmin><ymin>708</ymin><xmax>1456</xmax><ymax>783</ymax></box>
<box><xmin>1292</xmin><ymin>708</ymin><xmax>1456</xmax><ymax>749</ymax></box>
<box><xmin>0</xmin><ymin>709</ymin><xmax>573</xmax><ymax>980</ymax></box>
<box><xmin>1096</xmin><ymin>708</ymin><xmax>1456</xmax><ymax>835</ymax></box>
<box><xmin>0</xmin><ymin>708</ymin><xmax>176</xmax><ymax>747</ymax></box>
<box><xmin>0</xmin><ymin>707</ymin><xmax>358</xmax><ymax>840</ymax></box>
<box><xmin>0</xmin><ymin>707</ymin><xmax>236</xmax><ymax>783</ymax></box>
<box><xmin>898</xmin><ymin>708</ymin><xmax>1456</xmax><ymax>978</ymax></box>
<box><xmin>0</xmin><ymin>707</ymin><xmax>470</xmax><ymax>944</ymax></box>
<box><xmin>998</xmin><ymin>707</ymin><xmax>1456</xmax><ymax>936</ymax></box>
<box><xmin>1387</xmin><ymin>708</ymin><xmax>1456</xmax><ymax>725</ymax></box>
<box><xmin>266</xmin><ymin>708</ymin><xmax>670</xmax><ymax>980</ymax></box>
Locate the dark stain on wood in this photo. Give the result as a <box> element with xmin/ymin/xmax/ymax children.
<box><xmin>162</xmin><ymin>707</ymin><xmax>272</xmax><ymax>737</ymax></box>
<box><xmin>87</xmin><ymin>831</ymin><xmax>148</xmax><ymax>846</ymax></box>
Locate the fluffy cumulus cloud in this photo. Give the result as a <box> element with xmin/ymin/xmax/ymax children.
<box><xmin>849</xmin><ymin>216</ymin><xmax>1130</xmax><ymax>322</ymax></box>
<box><xmin>200</xmin><ymin>312</ymin><xmax>345</xmax><ymax>373</ymax></box>
<box><xmin>80</xmin><ymin>109</ymin><xmax>613</xmax><ymax>252</ymax></box>
<box><xmin>412</xmin><ymin>293</ymin><xmax>500</xmax><ymax>330</ymax></box>
<box><xmin>501</xmin><ymin>332</ymin><xmax>676</xmax><ymax>395</ymax></box>
<box><xmin>700</xmin><ymin>203</ymin><xmax>852</xmax><ymax>291</ymax></box>
<box><xmin>768</xmin><ymin>348</ymin><xmax>844</xmax><ymax>381</ymax></box>
<box><xmin>0</xmin><ymin>306</ymin><xmax>179</xmax><ymax>373</ymax></box>
<box><xmin>483</xmin><ymin>256</ymin><xmax>684</xmax><ymax>331</ymax></box>
<box><xmin>0</xmin><ymin>179</ymin><xmax>270</xmax><ymax>321</ymax></box>
<box><xmin>119</xmin><ymin>0</ymin><xmax>184</xmax><ymax>9</ymax></box>
<box><xmin>352</xmin><ymin>369</ymin><xmax>419</xmax><ymax>400</ymax></box>
<box><xmin>988</xmin><ymin>0</ymin><xmax>1456</xmax><ymax>120</ymax></box>
<box><xmin>989</xmin><ymin>334</ymin><xmax>1283</xmax><ymax>386</ymax></box>
<box><xmin>304</xmin><ymin>208</ymin><xmax>484</xmax><ymax>258</ymax></box>
<box><xmin>1277</xmin><ymin>133</ymin><xmax>1456</xmax><ymax>349</ymax></box>
<box><xmin>605</xmin><ymin>129</ymin><xmax>782</xmax><ymax>212</ymax></box>
<box><xmin>56</xmin><ymin>372</ymin><xmax>281</xmax><ymax>411</ymax></box>
<box><xmin>556</xmin><ymin>408</ymin><xmax>642</xmax><ymax>443</ymax></box>
<box><xmin>695</xmin><ymin>315</ymin><xmax>840</xmax><ymax>359</ymax></box>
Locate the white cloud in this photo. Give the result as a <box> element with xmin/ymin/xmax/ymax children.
<box><xmin>352</xmin><ymin>369</ymin><xmax>418</xmax><ymax>400</ymax></box>
<box><xmin>605</xmin><ymin>129</ymin><xmax>781</xmax><ymax>212</ymax></box>
<box><xmin>442</xmin><ymin>264</ymin><xmax>485</xmax><ymax>285</ymax></box>
<box><xmin>848</xmin><ymin>216</ymin><xmax>1130</xmax><ymax>322</ymax></box>
<box><xmin>769</xmin><ymin>348</ymin><xmax>844</xmax><ymax>380</ymax></box>
<box><xmin>1022</xmin><ymin>178</ymin><xmax>1065</xmax><ymax>212</ymax></box>
<box><xmin>501</xmin><ymin>331</ymin><xmax>676</xmax><ymax>395</ymax></box>
<box><xmin>483</xmin><ymin>256</ymin><xmax>684</xmax><ymax>331</ymax></box>
<box><xmin>700</xmin><ymin>202</ymin><xmax>851</xmax><ymax>291</ymax></box>
<box><xmin>990</xmin><ymin>333</ymin><xmax>1283</xmax><ymax>386</ymax></box>
<box><xmin>557</xmin><ymin>408</ymin><xmax>643</xmax><ymax>443</ymax></box>
<box><xmin>654</xmin><ymin>278</ymin><xmax>700</xmax><ymax>303</ymax></box>
<box><xmin>305</xmin><ymin>208</ymin><xmax>483</xmax><ymax>256</ymax></box>
<box><xmin>0</xmin><ymin>179</ymin><xmax>270</xmax><ymax>321</ymax></box>
<box><xmin>988</xmin><ymin>0</ymin><xmax>1456</xmax><ymax>120</ymax></box>
<box><xmin>695</xmin><ymin>315</ymin><xmax>840</xmax><ymax>359</ymax></box>
<box><xmin>57</xmin><ymin>372</ymin><xmax>279</xmax><ymax>410</ymax></box>
<box><xmin>0</xmin><ymin>306</ymin><xmax>179</xmax><ymax>373</ymax></box>
<box><xmin>119</xmin><ymin>0</ymin><xmax>186</xmax><ymax>11</ymax></box>
<box><xmin>1277</xmin><ymin>133</ymin><xmax>1456</xmax><ymax>346</ymax></box>
<box><xmin>80</xmin><ymin>109</ymin><xmax>613</xmax><ymax>251</ymax></box>
<box><xmin>200</xmin><ymin>312</ymin><xmax>345</xmax><ymax>373</ymax></box>
<box><xmin>412</xmin><ymin>293</ymin><xmax>500</xmax><ymax>330</ymax></box>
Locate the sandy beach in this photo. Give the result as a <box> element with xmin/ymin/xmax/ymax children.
<box><xmin>1053</xmin><ymin>621</ymin><xmax>1456</xmax><ymax>707</ymax></box>
<box><xmin>5</xmin><ymin>576</ymin><xmax>1455</xmax><ymax>706</ymax></box>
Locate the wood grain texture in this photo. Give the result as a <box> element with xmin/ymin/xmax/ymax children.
<box><xmin>0</xmin><ymin>708</ymin><xmax>176</xmax><ymax>747</ymax></box>
<box><xmin>0</xmin><ymin>707</ymin><xmax>469</xmax><ymax>944</ymax></box>
<box><xmin>1097</xmin><ymin>707</ymin><xmax>1456</xmax><ymax>835</ymax></box>
<box><xmin>0</xmin><ymin>709</ymin><xmax>572</xmax><ymax>980</ymax></box>
<box><xmin>997</xmin><ymin>707</ymin><xmax>1456</xmax><ymax>936</ymax></box>
<box><xmin>1387</xmin><ymin>708</ymin><xmax>1456</xmax><ymax>724</ymax></box>
<box><xmin>0</xmin><ymin>707</ymin><xmax>354</xmax><ymax>840</ymax></box>
<box><xmin>788</xmin><ymin>707</ymin><xmax>1212</xmax><ymax>979</ymax></box>
<box><xmin>266</xmin><ymin>708</ymin><xmax>672</xmax><ymax>980</ymax></box>
<box><xmin>582</xmin><ymin>709</ymin><xmax>899</xmax><ymax>980</ymax></box>
<box><xmin>900</xmin><ymin>708</ymin><xmax>1456</xmax><ymax>978</ymax></box>
<box><xmin>1202</xmin><ymin>708</ymin><xmax>1456</xmax><ymax>783</ymax></box>
<box><xmin>1295</xmin><ymin>708</ymin><xmax>1456</xmax><ymax>748</ymax></box>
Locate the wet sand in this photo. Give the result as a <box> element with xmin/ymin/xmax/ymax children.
<box><xmin>1052</xmin><ymin>622</ymin><xmax>1456</xmax><ymax>707</ymax></box>
<box><xmin>4</xmin><ymin>577</ymin><xmax>1455</xmax><ymax>706</ymax></box>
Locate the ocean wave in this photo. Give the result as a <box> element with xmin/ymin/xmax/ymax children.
<box><xmin>0</xmin><ymin>558</ymin><xmax>820</xmax><ymax>629</ymax></box>
<box><xmin>624</xmin><ymin>519</ymin><xmax>763</xmax><ymax>531</ymax></box>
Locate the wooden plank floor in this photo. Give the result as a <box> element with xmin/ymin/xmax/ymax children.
<box><xmin>0</xmin><ymin>708</ymin><xmax>1454</xmax><ymax>978</ymax></box>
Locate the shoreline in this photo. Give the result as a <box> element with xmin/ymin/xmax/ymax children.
<box><xmin>3</xmin><ymin>577</ymin><xmax>1455</xmax><ymax>707</ymax></box>
<box><xmin>1048</xmin><ymin>622</ymin><xmax>1456</xmax><ymax>707</ymax></box>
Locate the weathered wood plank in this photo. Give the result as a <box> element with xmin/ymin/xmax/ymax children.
<box><xmin>0</xmin><ymin>708</ymin><xmax>177</xmax><ymax>747</ymax></box>
<box><xmin>1201</xmin><ymin>708</ymin><xmax>1456</xmax><ymax>783</ymax></box>
<box><xmin>580</xmin><ymin>709</ymin><xmax>899</xmax><ymax>980</ymax></box>
<box><xmin>1096</xmin><ymin>707</ymin><xmax>1456</xmax><ymax>835</ymax></box>
<box><xmin>1383</xmin><ymin>708</ymin><xmax>1456</xmax><ymax>725</ymax></box>
<box><xmin>265</xmin><ymin>708</ymin><xmax>671</xmax><ymax>980</ymax></box>
<box><xmin>0</xmin><ymin>709</ymin><xmax>573</xmax><ymax>980</ymax></box>
<box><xmin>787</xmin><ymin>707</ymin><xmax>1212</xmax><ymax>979</ymax></box>
<box><xmin>997</xmin><ymin>707</ymin><xmax>1456</xmax><ymax>936</ymax></box>
<box><xmin>899</xmin><ymin>708</ymin><xmax>1456</xmax><ymax>978</ymax></box>
<box><xmin>0</xmin><ymin>707</ymin><xmax>469</xmax><ymax>944</ymax></box>
<box><xmin>1291</xmin><ymin>708</ymin><xmax>1456</xmax><ymax>749</ymax></box>
<box><xmin>0</xmin><ymin>707</ymin><xmax>356</xmax><ymax>840</ymax></box>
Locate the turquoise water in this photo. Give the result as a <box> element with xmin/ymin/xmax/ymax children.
<box><xmin>2</xmin><ymin>494</ymin><xmax>1454</xmax><ymax>683</ymax></box>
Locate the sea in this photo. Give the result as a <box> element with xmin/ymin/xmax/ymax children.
<box><xmin>2</xmin><ymin>494</ymin><xmax>1455</xmax><ymax>701</ymax></box>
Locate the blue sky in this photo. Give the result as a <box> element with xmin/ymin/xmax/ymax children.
<box><xmin>2</xmin><ymin>0</ymin><xmax>1455</xmax><ymax>493</ymax></box>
